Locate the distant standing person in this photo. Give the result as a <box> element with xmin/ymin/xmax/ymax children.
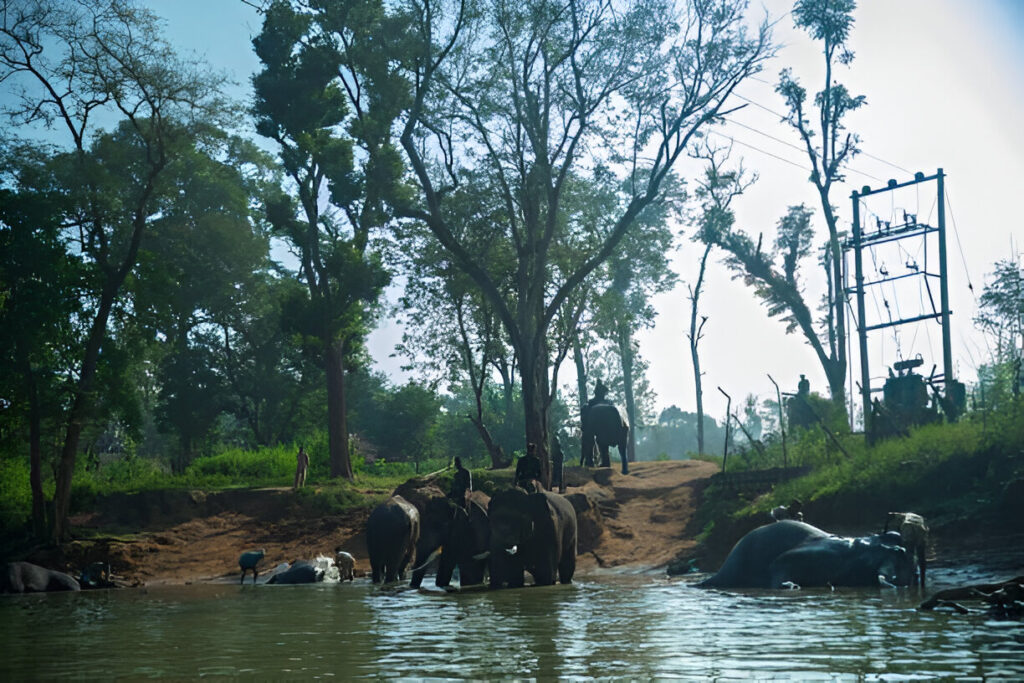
<box><xmin>294</xmin><ymin>445</ymin><xmax>309</xmax><ymax>490</ymax></box>
<box><xmin>450</xmin><ymin>457</ymin><xmax>472</xmax><ymax>507</ymax></box>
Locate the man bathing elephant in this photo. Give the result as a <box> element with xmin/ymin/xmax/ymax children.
<box><xmin>696</xmin><ymin>520</ymin><xmax>915</xmax><ymax>589</ymax></box>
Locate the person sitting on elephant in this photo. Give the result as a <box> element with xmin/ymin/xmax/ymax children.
<box><xmin>449</xmin><ymin>457</ymin><xmax>472</xmax><ymax>508</ymax></box>
<box><xmin>587</xmin><ymin>379</ymin><xmax>610</xmax><ymax>408</ymax></box>
<box><xmin>771</xmin><ymin>499</ymin><xmax>804</xmax><ymax>523</ymax></box>
<box><xmin>514</xmin><ymin>443</ymin><xmax>543</xmax><ymax>492</ymax></box>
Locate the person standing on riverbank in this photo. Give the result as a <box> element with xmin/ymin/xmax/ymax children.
<box><xmin>294</xmin><ymin>446</ymin><xmax>309</xmax><ymax>490</ymax></box>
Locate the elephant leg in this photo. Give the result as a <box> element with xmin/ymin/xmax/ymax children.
<box><xmin>618</xmin><ymin>443</ymin><xmax>629</xmax><ymax>475</ymax></box>
<box><xmin>371</xmin><ymin>561</ymin><xmax>383</xmax><ymax>584</ymax></box>
<box><xmin>531</xmin><ymin>556</ymin><xmax>558</xmax><ymax>586</ymax></box>
<box><xmin>599</xmin><ymin>443</ymin><xmax>611</xmax><ymax>467</ymax></box>
<box><xmin>558</xmin><ymin>550</ymin><xmax>576</xmax><ymax>584</ymax></box>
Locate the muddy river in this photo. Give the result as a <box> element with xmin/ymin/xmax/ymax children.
<box><xmin>1</xmin><ymin>571</ymin><xmax>1022</xmax><ymax>679</ymax></box>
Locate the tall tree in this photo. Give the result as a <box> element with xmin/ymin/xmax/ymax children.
<box><xmin>252</xmin><ymin>0</ymin><xmax>399</xmax><ymax>479</ymax></box>
<box><xmin>686</xmin><ymin>141</ymin><xmax>755</xmax><ymax>455</ymax></box>
<box><xmin>0</xmin><ymin>0</ymin><xmax>225</xmax><ymax>540</ymax></box>
<box><xmin>135</xmin><ymin>136</ymin><xmax>272</xmax><ymax>470</ymax></box>
<box><xmin>397</xmin><ymin>216</ymin><xmax>517</xmax><ymax>468</ymax></box>
<box><xmin>397</xmin><ymin>0</ymin><xmax>770</xmax><ymax>484</ymax></box>
<box><xmin>974</xmin><ymin>256</ymin><xmax>1024</xmax><ymax>400</ymax></box>
<box><xmin>591</xmin><ymin>193</ymin><xmax>679</xmax><ymax>461</ymax></box>
<box><xmin>774</xmin><ymin>0</ymin><xmax>865</xmax><ymax>405</ymax></box>
<box><xmin>0</xmin><ymin>173</ymin><xmax>82</xmax><ymax>538</ymax></box>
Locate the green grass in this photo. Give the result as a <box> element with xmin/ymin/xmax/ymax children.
<box><xmin>693</xmin><ymin>400</ymin><xmax>1024</xmax><ymax>554</ymax></box>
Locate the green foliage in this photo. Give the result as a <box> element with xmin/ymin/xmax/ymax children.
<box><xmin>186</xmin><ymin>443</ymin><xmax>296</xmax><ymax>486</ymax></box>
<box><xmin>0</xmin><ymin>459</ymin><xmax>32</xmax><ymax>535</ymax></box>
<box><xmin>293</xmin><ymin>484</ymin><xmax>373</xmax><ymax>516</ymax></box>
<box><xmin>741</xmin><ymin>401</ymin><xmax>1024</xmax><ymax>520</ymax></box>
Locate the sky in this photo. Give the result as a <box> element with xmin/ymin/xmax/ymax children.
<box><xmin>129</xmin><ymin>0</ymin><xmax>1024</xmax><ymax>421</ymax></box>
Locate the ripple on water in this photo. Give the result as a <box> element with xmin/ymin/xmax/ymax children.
<box><xmin>0</xmin><ymin>576</ymin><xmax>1022</xmax><ymax>678</ymax></box>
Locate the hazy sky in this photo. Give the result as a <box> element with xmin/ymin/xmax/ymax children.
<box><xmin>138</xmin><ymin>0</ymin><xmax>1024</xmax><ymax>420</ymax></box>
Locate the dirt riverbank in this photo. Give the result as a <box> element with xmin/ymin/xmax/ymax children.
<box><xmin>17</xmin><ymin>459</ymin><xmax>1023</xmax><ymax>587</ymax></box>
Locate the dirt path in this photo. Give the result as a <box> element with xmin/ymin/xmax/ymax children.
<box><xmin>56</xmin><ymin>460</ymin><xmax>719</xmax><ymax>586</ymax></box>
<box><xmin>568</xmin><ymin>460</ymin><xmax>718</xmax><ymax>572</ymax></box>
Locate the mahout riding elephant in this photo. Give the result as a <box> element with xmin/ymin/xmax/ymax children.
<box><xmin>581</xmin><ymin>402</ymin><xmax>629</xmax><ymax>474</ymax></box>
<box><xmin>2</xmin><ymin>561</ymin><xmax>80</xmax><ymax>593</ymax></box>
<box><xmin>696</xmin><ymin>520</ymin><xmax>915</xmax><ymax>589</ymax></box>
<box><xmin>410</xmin><ymin>491</ymin><xmax>490</xmax><ymax>589</ymax></box>
<box><xmin>366</xmin><ymin>495</ymin><xmax>420</xmax><ymax>584</ymax></box>
<box><xmin>487</xmin><ymin>488</ymin><xmax>577</xmax><ymax>588</ymax></box>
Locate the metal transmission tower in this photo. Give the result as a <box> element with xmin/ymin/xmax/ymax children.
<box><xmin>845</xmin><ymin>169</ymin><xmax>964</xmax><ymax>443</ymax></box>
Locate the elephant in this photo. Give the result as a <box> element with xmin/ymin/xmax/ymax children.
<box><xmin>366</xmin><ymin>495</ymin><xmax>420</xmax><ymax>584</ymax></box>
<box><xmin>410</xmin><ymin>491</ymin><xmax>490</xmax><ymax>589</ymax></box>
<box><xmin>695</xmin><ymin>520</ymin><xmax>916</xmax><ymax>589</ymax></box>
<box><xmin>2</xmin><ymin>561</ymin><xmax>81</xmax><ymax>594</ymax></box>
<box><xmin>487</xmin><ymin>488</ymin><xmax>577</xmax><ymax>589</ymax></box>
<box><xmin>581</xmin><ymin>402</ymin><xmax>629</xmax><ymax>474</ymax></box>
<box><xmin>266</xmin><ymin>560</ymin><xmax>321</xmax><ymax>584</ymax></box>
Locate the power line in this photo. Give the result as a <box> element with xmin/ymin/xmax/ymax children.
<box><xmin>943</xmin><ymin>187</ymin><xmax>976</xmax><ymax>299</ymax></box>
<box><xmin>731</xmin><ymin>91</ymin><xmax>914</xmax><ymax>176</ymax></box>
<box><xmin>705</xmin><ymin>130</ymin><xmax>807</xmax><ymax>171</ymax></box>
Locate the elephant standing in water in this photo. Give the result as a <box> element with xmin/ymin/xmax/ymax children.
<box><xmin>581</xmin><ymin>402</ymin><xmax>629</xmax><ymax>474</ymax></box>
<box><xmin>488</xmin><ymin>488</ymin><xmax>577</xmax><ymax>588</ymax></box>
<box><xmin>366</xmin><ymin>495</ymin><xmax>420</xmax><ymax>584</ymax></box>
<box><xmin>410</xmin><ymin>491</ymin><xmax>490</xmax><ymax>589</ymax></box>
<box><xmin>696</xmin><ymin>520</ymin><xmax>915</xmax><ymax>589</ymax></box>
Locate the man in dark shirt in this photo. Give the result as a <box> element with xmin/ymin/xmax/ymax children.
<box><xmin>514</xmin><ymin>442</ymin><xmax>543</xmax><ymax>491</ymax></box>
<box><xmin>449</xmin><ymin>457</ymin><xmax>472</xmax><ymax>507</ymax></box>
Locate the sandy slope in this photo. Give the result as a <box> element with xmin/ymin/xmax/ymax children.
<box><xmin>60</xmin><ymin>460</ymin><xmax>718</xmax><ymax>585</ymax></box>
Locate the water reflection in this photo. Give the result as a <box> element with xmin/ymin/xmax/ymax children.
<box><xmin>0</xmin><ymin>574</ymin><xmax>1021</xmax><ymax>678</ymax></box>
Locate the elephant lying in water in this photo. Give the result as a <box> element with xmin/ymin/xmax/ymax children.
<box><xmin>696</xmin><ymin>520</ymin><xmax>915</xmax><ymax>589</ymax></box>
<box><xmin>2</xmin><ymin>561</ymin><xmax>80</xmax><ymax>593</ymax></box>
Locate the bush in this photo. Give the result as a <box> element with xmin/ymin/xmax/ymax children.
<box><xmin>0</xmin><ymin>459</ymin><xmax>32</xmax><ymax>535</ymax></box>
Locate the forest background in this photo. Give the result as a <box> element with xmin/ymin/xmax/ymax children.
<box><xmin>1</xmin><ymin>0</ymin><xmax>1022</xmax><ymax>543</ymax></box>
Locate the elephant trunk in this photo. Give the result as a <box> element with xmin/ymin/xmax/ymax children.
<box><xmin>410</xmin><ymin>546</ymin><xmax>444</xmax><ymax>574</ymax></box>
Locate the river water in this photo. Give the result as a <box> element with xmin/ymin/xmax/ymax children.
<box><xmin>1</xmin><ymin>571</ymin><xmax>1022</xmax><ymax>679</ymax></box>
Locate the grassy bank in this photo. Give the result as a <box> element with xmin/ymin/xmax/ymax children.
<box><xmin>673</xmin><ymin>401</ymin><xmax>1024</xmax><ymax>572</ymax></box>
<box><xmin>0</xmin><ymin>433</ymin><xmax>471</xmax><ymax>539</ymax></box>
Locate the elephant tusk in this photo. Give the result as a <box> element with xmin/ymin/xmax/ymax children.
<box><xmin>411</xmin><ymin>546</ymin><xmax>444</xmax><ymax>573</ymax></box>
<box><xmin>472</xmin><ymin>551</ymin><xmax>490</xmax><ymax>561</ymax></box>
<box><xmin>505</xmin><ymin>545</ymin><xmax>518</xmax><ymax>556</ymax></box>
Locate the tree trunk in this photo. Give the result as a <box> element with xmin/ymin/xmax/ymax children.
<box><xmin>18</xmin><ymin>347</ymin><xmax>46</xmax><ymax>540</ymax></box>
<box><xmin>519</xmin><ymin>345</ymin><xmax>551</xmax><ymax>488</ymax></box>
<box><xmin>617</xmin><ymin>325</ymin><xmax>637</xmax><ymax>463</ymax></box>
<box><xmin>53</xmin><ymin>283</ymin><xmax>117</xmax><ymax>543</ymax></box>
<box><xmin>469</xmin><ymin>415</ymin><xmax>509</xmax><ymax>469</ymax></box>
<box><xmin>690</xmin><ymin>244</ymin><xmax>712</xmax><ymax>456</ymax></box>
<box><xmin>326</xmin><ymin>339</ymin><xmax>353</xmax><ymax>480</ymax></box>
<box><xmin>571</xmin><ymin>334</ymin><xmax>590</xmax><ymax>464</ymax></box>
